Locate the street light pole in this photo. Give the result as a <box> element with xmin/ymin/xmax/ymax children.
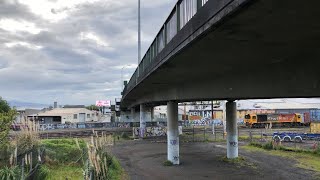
<box><xmin>121</xmin><ymin>66</ymin><xmax>124</xmax><ymax>91</ymax></box>
<box><xmin>121</xmin><ymin>65</ymin><xmax>128</xmax><ymax>91</ymax></box>
<box><xmin>137</xmin><ymin>0</ymin><xmax>141</xmax><ymax>78</ymax></box>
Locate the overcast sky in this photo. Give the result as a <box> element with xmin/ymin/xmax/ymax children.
<box><xmin>0</xmin><ymin>0</ymin><xmax>177</xmax><ymax>105</ymax></box>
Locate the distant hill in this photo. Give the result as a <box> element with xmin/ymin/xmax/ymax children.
<box><xmin>8</xmin><ymin>100</ymin><xmax>49</xmax><ymax>110</ymax></box>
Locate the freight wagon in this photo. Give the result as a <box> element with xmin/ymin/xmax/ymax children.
<box><xmin>244</xmin><ymin>113</ymin><xmax>310</xmax><ymax>128</ymax></box>
<box><xmin>272</xmin><ymin>132</ymin><xmax>320</xmax><ymax>142</ymax></box>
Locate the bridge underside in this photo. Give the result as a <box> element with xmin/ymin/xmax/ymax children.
<box><xmin>122</xmin><ymin>0</ymin><xmax>320</xmax><ymax>109</ymax></box>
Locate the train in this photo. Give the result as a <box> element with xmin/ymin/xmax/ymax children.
<box><xmin>272</xmin><ymin>132</ymin><xmax>320</xmax><ymax>143</ymax></box>
<box><xmin>244</xmin><ymin>113</ymin><xmax>311</xmax><ymax>128</ymax></box>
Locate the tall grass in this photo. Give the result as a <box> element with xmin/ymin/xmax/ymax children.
<box><xmin>0</xmin><ymin>166</ymin><xmax>20</xmax><ymax>180</ymax></box>
<box><xmin>42</xmin><ymin>139</ymin><xmax>86</xmax><ymax>165</ymax></box>
<box><xmin>0</xmin><ymin>119</ymin><xmax>43</xmax><ymax>179</ymax></box>
<box><xmin>84</xmin><ymin>130</ymin><xmax>122</xmax><ymax>180</ymax></box>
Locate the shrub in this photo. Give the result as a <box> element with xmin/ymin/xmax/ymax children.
<box><xmin>33</xmin><ymin>165</ymin><xmax>50</xmax><ymax>180</ymax></box>
<box><xmin>107</xmin><ymin>157</ymin><xmax>123</xmax><ymax>180</ymax></box>
<box><xmin>0</xmin><ymin>166</ymin><xmax>20</xmax><ymax>180</ymax></box>
<box><xmin>163</xmin><ymin>160</ymin><xmax>173</xmax><ymax>166</ymax></box>
<box><xmin>262</xmin><ymin>141</ymin><xmax>273</xmax><ymax>150</ymax></box>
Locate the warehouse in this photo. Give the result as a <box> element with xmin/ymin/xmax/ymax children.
<box><xmin>28</xmin><ymin>108</ymin><xmax>98</xmax><ymax>124</ymax></box>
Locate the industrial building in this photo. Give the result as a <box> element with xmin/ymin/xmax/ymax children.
<box><xmin>28</xmin><ymin>108</ymin><xmax>99</xmax><ymax>124</ymax></box>
<box><xmin>15</xmin><ymin>109</ymin><xmax>44</xmax><ymax>123</ymax></box>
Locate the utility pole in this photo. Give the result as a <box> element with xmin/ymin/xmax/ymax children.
<box><xmin>184</xmin><ymin>103</ymin><xmax>186</xmax><ymax>120</ymax></box>
<box><xmin>211</xmin><ymin>101</ymin><xmax>214</xmax><ymax>119</ymax></box>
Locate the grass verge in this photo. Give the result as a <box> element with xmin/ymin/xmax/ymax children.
<box><xmin>107</xmin><ymin>157</ymin><xmax>128</xmax><ymax>180</ymax></box>
<box><xmin>243</xmin><ymin>144</ymin><xmax>320</xmax><ymax>174</ymax></box>
<box><xmin>45</xmin><ymin>165</ymin><xmax>83</xmax><ymax>180</ymax></box>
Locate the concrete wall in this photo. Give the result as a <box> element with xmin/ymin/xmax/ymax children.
<box><xmin>120</xmin><ymin>111</ymin><xmax>151</xmax><ymax>123</ymax></box>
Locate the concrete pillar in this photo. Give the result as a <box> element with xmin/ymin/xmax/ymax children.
<box><xmin>151</xmin><ymin>107</ymin><xmax>154</xmax><ymax>122</ymax></box>
<box><xmin>226</xmin><ymin>100</ymin><xmax>238</xmax><ymax>159</ymax></box>
<box><xmin>167</xmin><ymin>101</ymin><xmax>179</xmax><ymax>165</ymax></box>
<box><xmin>223</xmin><ymin>101</ymin><xmax>227</xmax><ymax>134</ymax></box>
<box><xmin>140</xmin><ymin>104</ymin><xmax>146</xmax><ymax>138</ymax></box>
<box><xmin>131</xmin><ymin>108</ymin><xmax>135</xmax><ymax>122</ymax></box>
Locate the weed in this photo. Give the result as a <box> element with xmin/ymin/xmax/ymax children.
<box><xmin>249</xmin><ymin>142</ymin><xmax>263</xmax><ymax>148</ymax></box>
<box><xmin>262</xmin><ymin>141</ymin><xmax>273</xmax><ymax>150</ymax></box>
<box><xmin>221</xmin><ymin>156</ymin><xmax>245</xmax><ymax>163</ymax></box>
<box><xmin>34</xmin><ymin>165</ymin><xmax>50</xmax><ymax>180</ymax></box>
<box><xmin>107</xmin><ymin>157</ymin><xmax>125</xmax><ymax>180</ymax></box>
<box><xmin>120</xmin><ymin>132</ymin><xmax>130</xmax><ymax>140</ymax></box>
<box><xmin>42</xmin><ymin>139</ymin><xmax>87</xmax><ymax>165</ymax></box>
<box><xmin>163</xmin><ymin>160</ymin><xmax>173</xmax><ymax>166</ymax></box>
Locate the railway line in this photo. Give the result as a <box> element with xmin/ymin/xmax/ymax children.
<box><xmin>9</xmin><ymin>128</ymin><xmax>132</xmax><ymax>139</ymax></box>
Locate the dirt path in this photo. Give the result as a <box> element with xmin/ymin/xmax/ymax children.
<box><xmin>112</xmin><ymin>140</ymin><xmax>316</xmax><ymax>180</ymax></box>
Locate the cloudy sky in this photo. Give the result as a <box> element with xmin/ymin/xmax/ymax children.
<box><xmin>0</xmin><ymin>0</ymin><xmax>177</xmax><ymax>105</ymax></box>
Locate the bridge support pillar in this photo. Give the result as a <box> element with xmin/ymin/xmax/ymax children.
<box><xmin>167</xmin><ymin>101</ymin><xmax>179</xmax><ymax>165</ymax></box>
<box><xmin>139</xmin><ymin>104</ymin><xmax>147</xmax><ymax>138</ymax></box>
<box><xmin>151</xmin><ymin>107</ymin><xmax>154</xmax><ymax>122</ymax></box>
<box><xmin>131</xmin><ymin>108</ymin><xmax>135</xmax><ymax>122</ymax></box>
<box><xmin>226</xmin><ymin>100</ymin><xmax>238</xmax><ymax>159</ymax></box>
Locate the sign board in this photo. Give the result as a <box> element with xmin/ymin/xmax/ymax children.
<box><xmin>95</xmin><ymin>100</ymin><xmax>111</xmax><ymax>107</ymax></box>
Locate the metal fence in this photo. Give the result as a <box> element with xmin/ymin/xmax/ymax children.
<box><xmin>124</xmin><ymin>0</ymin><xmax>210</xmax><ymax>95</ymax></box>
<box><xmin>11</xmin><ymin>122</ymin><xmax>179</xmax><ymax>131</ymax></box>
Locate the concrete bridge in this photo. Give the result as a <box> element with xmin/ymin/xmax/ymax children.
<box><xmin>121</xmin><ymin>0</ymin><xmax>320</xmax><ymax>164</ymax></box>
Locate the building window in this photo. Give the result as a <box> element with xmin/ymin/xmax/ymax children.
<box><xmin>74</xmin><ymin>114</ymin><xmax>78</xmax><ymax>119</ymax></box>
<box><xmin>87</xmin><ymin>114</ymin><xmax>90</xmax><ymax>118</ymax></box>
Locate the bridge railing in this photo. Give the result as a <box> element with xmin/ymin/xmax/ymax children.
<box><xmin>124</xmin><ymin>0</ymin><xmax>209</xmax><ymax>95</ymax></box>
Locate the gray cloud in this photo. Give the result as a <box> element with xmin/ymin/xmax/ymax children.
<box><xmin>0</xmin><ymin>0</ymin><xmax>36</xmax><ymax>20</ymax></box>
<box><xmin>0</xmin><ymin>0</ymin><xmax>176</xmax><ymax>105</ymax></box>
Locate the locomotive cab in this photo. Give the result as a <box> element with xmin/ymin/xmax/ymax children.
<box><xmin>244</xmin><ymin>114</ymin><xmax>257</xmax><ymax>126</ymax></box>
<box><xmin>295</xmin><ymin>113</ymin><xmax>302</xmax><ymax>123</ymax></box>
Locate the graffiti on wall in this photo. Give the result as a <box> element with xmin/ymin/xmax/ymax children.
<box><xmin>39</xmin><ymin>123</ymin><xmax>78</xmax><ymax>130</ymax></box>
<box><xmin>38</xmin><ymin>122</ymin><xmax>131</xmax><ymax>131</ymax></box>
<box><xmin>117</xmin><ymin>123</ymin><xmax>131</xmax><ymax>128</ymax></box>
<box><xmin>133</xmin><ymin>127</ymin><xmax>167</xmax><ymax>137</ymax></box>
<box><xmin>188</xmin><ymin>119</ymin><xmax>216</xmax><ymax>126</ymax></box>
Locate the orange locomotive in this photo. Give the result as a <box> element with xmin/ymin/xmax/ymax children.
<box><xmin>244</xmin><ymin>113</ymin><xmax>310</xmax><ymax>128</ymax></box>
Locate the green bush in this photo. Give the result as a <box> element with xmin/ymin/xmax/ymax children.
<box><xmin>163</xmin><ymin>160</ymin><xmax>173</xmax><ymax>166</ymax></box>
<box><xmin>262</xmin><ymin>141</ymin><xmax>273</xmax><ymax>150</ymax></box>
<box><xmin>33</xmin><ymin>165</ymin><xmax>50</xmax><ymax>180</ymax></box>
<box><xmin>0</xmin><ymin>144</ymin><xmax>12</xmax><ymax>166</ymax></box>
<box><xmin>0</xmin><ymin>166</ymin><xmax>20</xmax><ymax>180</ymax></box>
<box><xmin>107</xmin><ymin>157</ymin><xmax>124</xmax><ymax>180</ymax></box>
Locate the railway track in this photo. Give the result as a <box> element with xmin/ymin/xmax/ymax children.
<box><xmin>9</xmin><ymin>128</ymin><xmax>133</xmax><ymax>139</ymax></box>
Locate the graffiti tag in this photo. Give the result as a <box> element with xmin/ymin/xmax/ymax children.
<box><xmin>173</xmin><ymin>156</ymin><xmax>179</xmax><ymax>161</ymax></box>
<box><xmin>229</xmin><ymin>141</ymin><xmax>238</xmax><ymax>147</ymax></box>
<box><xmin>170</xmin><ymin>139</ymin><xmax>178</xmax><ymax>145</ymax></box>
